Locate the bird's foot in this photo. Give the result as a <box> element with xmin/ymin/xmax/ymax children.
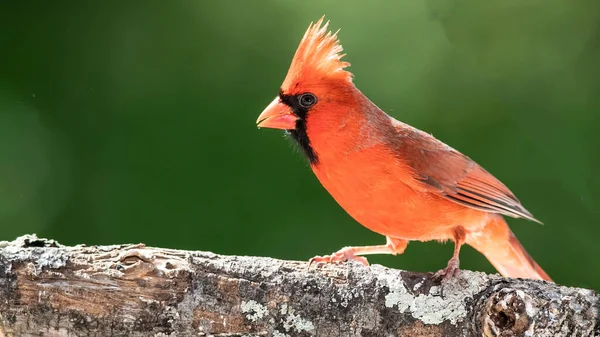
<box><xmin>432</xmin><ymin>257</ymin><xmax>460</xmax><ymax>283</ymax></box>
<box><xmin>308</xmin><ymin>247</ymin><xmax>369</xmax><ymax>267</ymax></box>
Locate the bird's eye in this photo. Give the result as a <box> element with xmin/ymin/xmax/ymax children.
<box><xmin>298</xmin><ymin>93</ymin><xmax>317</xmax><ymax>108</ymax></box>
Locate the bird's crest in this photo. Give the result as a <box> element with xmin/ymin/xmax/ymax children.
<box><xmin>282</xmin><ymin>17</ymin><xmax>352</xmax><ymax>91</ymax></box>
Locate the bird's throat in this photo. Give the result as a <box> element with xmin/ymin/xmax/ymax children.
<box><xmin>287</xmin><ymin>118</ymin><xmax>318</xmax><ymax>164</ymax></box>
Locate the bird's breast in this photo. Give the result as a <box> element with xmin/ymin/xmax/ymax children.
<box><xmin>310</xmin><ymin>144</ymin><xmax>481</xmax><ymax>241</ymax></box>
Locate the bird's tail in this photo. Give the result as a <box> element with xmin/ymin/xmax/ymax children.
<box><xmin>466</xmin><ymin>215</ymin><xmax>552</xmax><ymax>281</ymax></box>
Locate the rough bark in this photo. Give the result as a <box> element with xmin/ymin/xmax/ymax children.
<box><xmin>0</xmin><ymin>235</ymin><xmax>597</xmax><ymax>337</ymax></box>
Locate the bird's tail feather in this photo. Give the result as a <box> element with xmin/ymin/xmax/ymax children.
<box><xmin>466</xmin><ymin>215</ymin><xmax>552</xmax><ymax>281</ymax></box>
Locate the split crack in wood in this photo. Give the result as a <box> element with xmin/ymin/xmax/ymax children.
<box><xmin>0</xmin><ymin>234</ymin><xmax>597</xmax><ymax>336</ymax></box>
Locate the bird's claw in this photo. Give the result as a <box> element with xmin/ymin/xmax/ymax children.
<box><xmin>432</xmin><ymin>257</ymin><xmax>460</xmax><ymax>283</ymax></box>
<box><xmin>307</xmin><ymin>247</ymin><xmax>369</xmax><ymax>268</ymax></box>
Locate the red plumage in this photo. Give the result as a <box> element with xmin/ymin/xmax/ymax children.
<box><xmin>256</xmin><ymin>17</ymin><xmax>551</xmax><ymax>281</ymax></box>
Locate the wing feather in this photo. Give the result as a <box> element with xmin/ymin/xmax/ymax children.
<box><xmin>389</xmin><ymin>118</ymin><xmax>540</xmax><ymax>223</ymax></box>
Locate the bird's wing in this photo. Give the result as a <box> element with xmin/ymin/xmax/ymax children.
<box><xmin>390</xmin><ymin>119</ymin><xmax>540</xmax><ymax>223</ymax></box>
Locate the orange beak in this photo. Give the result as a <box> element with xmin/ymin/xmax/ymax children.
<box><xmin>256</xmin><ymin>97</ymin><xmax>298</xmax><ymax>130</ymax></box>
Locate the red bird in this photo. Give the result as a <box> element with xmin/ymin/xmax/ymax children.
<box><xmin>256</xmin><ymin>17</ymin><xmax>551</xmax><ymax>281</ymax></box>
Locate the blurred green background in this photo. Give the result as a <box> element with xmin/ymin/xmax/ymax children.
<box><xmin>1</xmin><ymin>1</ymin><xmax>598</xmax><ymax>290</ymax></box>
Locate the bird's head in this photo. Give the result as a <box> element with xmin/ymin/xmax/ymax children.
<box><xmin>256</xmin><ymin>17</ymin><xmax>356</xmax><ymax>164</ymax></box>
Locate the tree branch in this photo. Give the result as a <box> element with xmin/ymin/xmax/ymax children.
<box><xmin>0</xmin><ymin>234</ymin><xmax>597</xmax><ymax>336</ymax></box>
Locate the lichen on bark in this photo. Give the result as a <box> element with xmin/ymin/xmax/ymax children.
<box><xmin>0</xmin><ymin>234</ymin><xmax>597</xmax><ymax>336</ymax></box>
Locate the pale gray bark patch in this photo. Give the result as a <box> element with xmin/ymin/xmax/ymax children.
<box><xmin>0</xmin><ymin>234</ymin><xmax>597</xmax><ymax>336</ymax></box>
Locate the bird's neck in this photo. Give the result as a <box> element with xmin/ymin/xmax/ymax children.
<box><xmin>307</xmin><ymin>96</ymin><xmax>392</xmax><ymax>167</ymax></box>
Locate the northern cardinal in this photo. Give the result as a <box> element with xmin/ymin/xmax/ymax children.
<box><xmin>256</xmin><ymin>17</ymin><xmax>551</xmax><ymax>281</ymax></box>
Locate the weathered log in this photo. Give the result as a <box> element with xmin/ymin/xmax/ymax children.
<box><xmin>0</xmin><ymin>234</ymin><xmax>597</xmax><ymax>336</ymax></box>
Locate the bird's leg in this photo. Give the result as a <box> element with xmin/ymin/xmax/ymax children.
<box><xmin>433</xmin><ymin>227</ymin><xmax>466</xmax><ymax>282</ymax></box>
<box><xmin>308</xmin><ymin>237</ymin><xmax>408</xmax><ymax>267</ymax></box>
